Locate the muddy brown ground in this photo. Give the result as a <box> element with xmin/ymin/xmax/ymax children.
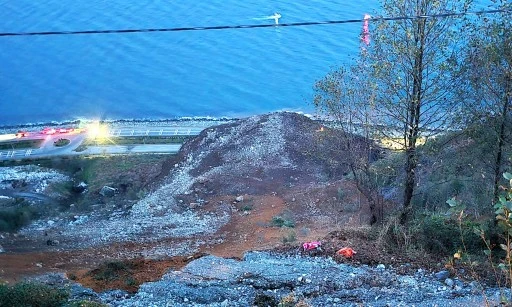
<box><xmin>0</xmin><ymin>179</ymin><xmax>394</xmax><ymax>292</ymax></box>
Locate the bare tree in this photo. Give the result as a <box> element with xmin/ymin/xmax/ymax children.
<box><xmin>314</xmin><ymin>61</ymin><xmax>383</xmax><ymax>225</ymax></box>
<box><xmin>365</xmin><ymin>0</ymin><xmax>471</xmax><ymax>223</ymax></box>
<box><xmin>315</xmin><ymin>0</ymin><xmax>473</xmax><ymax>224</ymax></box>
<box><xmin>461</xmin><ymin>0</ymin><xmax>512</xmax><ymax>202</ymax></box>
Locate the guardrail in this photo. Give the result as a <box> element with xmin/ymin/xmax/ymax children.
<box><xmin>0</xmin><ymin>126</ymin><xmax>206</xmax><ymax>161</ymax></box>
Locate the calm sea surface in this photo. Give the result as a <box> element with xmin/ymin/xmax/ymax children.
<box><xmin>0</xmin><ymin>0</ymin><xmax>494</xmax><ymax>126</ymax></box>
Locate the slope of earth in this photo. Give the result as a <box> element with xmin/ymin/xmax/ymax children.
<box><xmin>0</xmin><ymin>112</ymin><xmax>379</xmax><ymax>290</ymax></box>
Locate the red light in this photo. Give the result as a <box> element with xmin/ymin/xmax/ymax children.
<box><xmin>15</xmin><ymin>131</ymin><xmax>29</xmax><ymax>138</ymax></box>
<box><xmin>42</xmin><ymin>128</ymin><xmax>57</xmax><ymax>135</ymax></box>
<box><xmin>56</xmin><ymin>128</ymin><xmax>75</xmax><ymax>134</ymax></box>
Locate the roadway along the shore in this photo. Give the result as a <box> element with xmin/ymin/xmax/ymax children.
<box><xmin>0</xmin><ymin>125</ymin><xmax>206</xmax><ymax>161</ymax></box>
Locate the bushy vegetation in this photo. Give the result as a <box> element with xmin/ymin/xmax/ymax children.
<box><xmin>417</xmin><ymin>214</ymin><xmax>483</xmax><ymax>254</ymax></box>
<box><xmin>370</xmin><ymin>117</ymin><xmax>511</xmax><ymax>256</ymax></box>
<box><xmin>86</xmin><ymin>260</ymin><xmax>141</xmax><ymax>292</ymax></box>
<box><xmin>0</xmin><ymin>282</ymin><xmax>69</xmax><ymax>307</ymax></box>
<box><xmin>54</xmin><ymin>138</ymin><xmax>70</xmax><ymax>147</ymax></box>
<box><xmin>66</xmin><ymin>300</ymin><xmax>108</xmax><ymax>307</ymax></box>
<box><xmin>271</xmin><ymin>215</ymin><xmax>295</xmax><ymax>228</ymax></box>
<box><xmin>0</xmin><ymin>139</ymin><xmax>43</xmax><ymax>150</ymax></box>
<box><xmin>91</xmin><ymin>261</ymin><xmax>131</xmax><ymax>282</ymax></box>
<box><xmin>413</xmin><ymin>125</ymin><xmax>510</xmax><ymax>215</ymax></box>
<box><xmin>437</xmin><ymin>173</ymin><xmax>512</xmax><ymax>302</ymax></box>
<box><xmin>0</xmin><ymin>201</ymin><xmax>39</xmax><ymax>232</ymax></box>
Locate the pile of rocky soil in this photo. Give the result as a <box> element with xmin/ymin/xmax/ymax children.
<box><xmin>176</xmin><ymin>111</ymin><xmax>371</xmax><ymax>198</ymax></box>
<box><xmin>33</xmin><ymin>251</ymin><xmax>505</xmax><ymax>306</ymax></box>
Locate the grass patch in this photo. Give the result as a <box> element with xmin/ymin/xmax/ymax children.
<box><xmin>48</xmin><ymin>181</ymin><xmax>74</xmax><ymax>199</ymax></box>
<box><xmin>379</xmin><ymin>213</ymin><xmax>484</xmax><ymax>256</ymax></box>
<box><xmin>0</xmin><ymin>282</ymin><xmax>69</xmax><ymax>307</ymax></box>
<box><xmin>241</xmin><ymin>204</ymin><xmax>253</xmax><ymax>211</ymax></box>
<box><xmin>86</xmin><ymin>260</ymin><xmax>141</xmax><ymax>292</ymax></box>
<box><xmin>67</xmin><ymin>301</ymin><xmax>108</xmax><ymax>307</ymax></box>
<box><xmin>0</xmin><ymin>139</ymin><xmax>44</xmax><ymax>150</ymax></box>
<box><xmin>254</xmin><ymin>293</ymin><xmax>278</xmax><ymax>307</ymax></box>
<box><xmin>74</xmin><ymin>144</ymin><xmax>87</xmax><ymax>152</ymax></box>
<box><xmin>0</xmin><ymin>202</ymin><xmax>40</xmax><ymax>232</ymax></box>
<box><xmin>53</xmin><ymin>138</ymin><xmax>70</xmax><ymax>147</ymax></box>
<box><xmin>91</xmin><ymin>261</ymin><xmax>131</xmax><ymax>282</ymax></box>
<box><xmin>271</xmin><ymin>215</ymin><xmax>295</xmax><ymax>228</ymax></box>
<box><xmin>75</xmin><ymin>155</ymin><xmax>168</xmax><ymax>190</ymax></box>
<box><xmin>81</xmin><ymin>135</ymin><xmax>193</xmax><ymax>146</ymax></box>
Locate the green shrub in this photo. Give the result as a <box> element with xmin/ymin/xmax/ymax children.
<box><xmin>66</xmin><ymin>300</ymin><xmax>108</xmax><ymax>307</ymax></box>
<box><xmin>381</xmin><ymin>212</ymin><xmax>483</xmax><ymax>255</ymax></box>
<box><xmin>417</xmin><ymin>214</ymin><xmax>482</xmax><ymax>255</ymax></box>
<box><xmin>54</xmin><ymin>139</ymin><xmax>70</xmax><ymax>147</ymax></box>
<box><xmin>91</xmin><ymin>261</ymin><xmax>129</xmax><ymax>281</ymax></box>
<box><xmin>124</xmin><ymin>277</ymin><xmax>137</xmax><ymax>287</ymax></box>
<box><xmin>0</xmin><ymin>282</ymin><xmax>69</xmax><ymax>307</ymax></box>
<box><xmin>253</xmin><ymin>293</ymin><xmax>278</xmax><ymax>307</ymax></box>
<box><xmin>241</xmin><ymin>204</ymin><xmax>253</xmax><ymax>211</ymax></box>
<box><xmin>0</xmin><ymin>205</ymin><xmax>39</xmax><ymax>232</ymax></box>
<box><xmin>67</xmin><ymin>273</ymin><xmax>77</xmax><ymax>281</ymax></box>
<box><xmin>447</xmin><ymin>173</ymin><xmax>512</xmax><ymax>302</ymax></box>
<box><xmin>271</xmin><ymin>216</ymin><xmax>295</xmax><ymax>228</ymax></box>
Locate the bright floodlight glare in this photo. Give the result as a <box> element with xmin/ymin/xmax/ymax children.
<box><xmin>87</xmin><ymin>121</ymin><xmax>109</xmax><ymax>139</ymax></box>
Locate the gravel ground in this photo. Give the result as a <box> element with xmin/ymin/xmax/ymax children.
<box><xmin>0</xmin><ymin>165</ymin><xmax>70</xmax><ymax>192</ymax></box>
<box><xmin>102</xmin><ymin>251</ymin><xmax>505</xmax><ymax>306</ymax></box>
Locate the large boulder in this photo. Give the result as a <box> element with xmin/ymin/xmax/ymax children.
<box><xmin>99</xmin><ymin>186</ymin><xmax>117</xmax><ymax>197</ymax></box>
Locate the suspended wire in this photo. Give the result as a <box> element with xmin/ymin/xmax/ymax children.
<box><xmin>0</xmin><ymin>8</ymin><xmax>510</xmax><ymax>37</ymax></box>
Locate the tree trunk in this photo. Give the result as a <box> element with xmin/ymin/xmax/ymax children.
<box><xmin>400</xmin><ymin>16</ymin><xmax>425</xmax><ymax>224</ymax></box>
<box><xmin>350</xmin><ymin>164</ymin><xmax>378</xmax><ymax>225</ymax></box>
<box><xmin>493</xmin><ymin>75</ymin><xmax>511</xmax><ymax>202</ymax></box>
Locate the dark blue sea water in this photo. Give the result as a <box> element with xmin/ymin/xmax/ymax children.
<box><xmin>0</xmin><ymin>0</ymin><xmax>494</xmax><ymax>126</ymax></box>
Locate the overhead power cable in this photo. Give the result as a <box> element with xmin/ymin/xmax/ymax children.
<box><xmin>0</xmin><ymin>8</ymin><xmax>510</xmax><ymax>37</ymax></box>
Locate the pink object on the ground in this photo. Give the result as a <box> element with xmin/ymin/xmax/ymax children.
<box><xmin>303</xmin><ymin>241</ymin><xmax>322</xmax><ymax>251</ymax></box>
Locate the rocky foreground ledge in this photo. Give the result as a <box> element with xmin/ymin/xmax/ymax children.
<box><xmin>35</xmin><ymin>251</ymin><xmax>505</xmax><ymax>306</ymax></box>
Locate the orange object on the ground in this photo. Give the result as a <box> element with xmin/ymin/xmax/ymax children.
<box><xmin>337</xmin><ymin>247</ymin><xmax>356</xmax><ymax>258</ymax></box>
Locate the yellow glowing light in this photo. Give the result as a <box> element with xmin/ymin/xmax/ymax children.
<box><xmin>86</xmin><ymin>121</ymin><xmax>110</xmax><ymax>140</ymax></box>
<box><xmin>378</xmin><ymin>137</ymin><xmax>427</xmax><ymax>151</ymax></box>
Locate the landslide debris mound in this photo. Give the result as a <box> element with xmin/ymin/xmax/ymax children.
<box><xmin>170</xmin><ymin>112</ymin><xmax>359</xmax><ymax>198</ymax></box>
<box><xmin>10</xmin><ymin>112</ymin><xmax>375</xmax><ymax>256</ymax></box>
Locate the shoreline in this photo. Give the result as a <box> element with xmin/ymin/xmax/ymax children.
<box><xmin>0</xmin><ymin>111</ymin><xmax>316</xmax><ymax>133</ymax></box>
<box><xmin>0</xmin><ymin>117</ymin><xmax>240</xmax><ymax>134</ymax></box>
